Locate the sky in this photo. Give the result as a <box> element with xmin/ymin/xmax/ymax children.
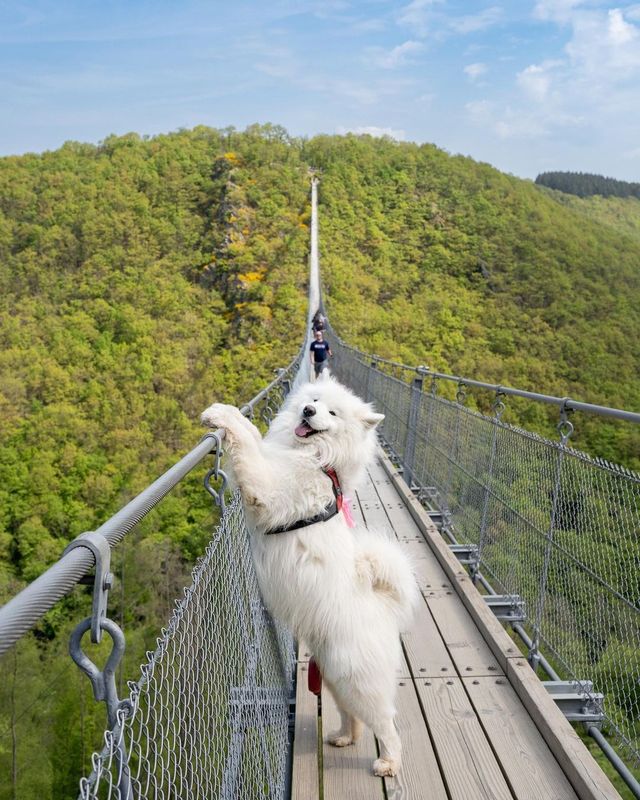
<box><xmin>1</xmin><ymin>0</ymin><xmax>640</xmax><ymax>181</ymax></box>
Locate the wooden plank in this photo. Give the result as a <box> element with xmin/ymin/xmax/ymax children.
<box><xmin>369</xmin><ymin>457</ymin><xmax>426</xmax><ymax>542</ymax></box>
<box><xmin>356</xmin><ymin>471</ymin><xmax>395</xmax><ymax>533</ymax></box>
<box><xmin>463</xmin><ymin>676</ymin><xmax>578</xmax><ymax>800</ymax></box>
<box><xmin>414</xmin><ymin>676</ymin><xmax>514</xmax><ymax>800</ymax></box>
<box><xmin>384</xmin><ymin>679</ymin><xmax>449</xmax><ymax>800</ymax></box>
<box><xmin>395</xmin><ymin>538</ymin><xmax>451</xmax><ymax>591</ymax></box>
<box><xmin>427</xmin><ymin>594</ymin><xmax>504</xmax><ymax>677</ymax></box>
<box><xmin>377</xmin><ymin>447</ymin><xmax>622</xmax><ymax>800</ymax></box>
<box><xmin>401</xmin><ymin>596</ymin><xmax>456</xmax><ymax>679</ymax></box>
<box><xmin>377</xmin><ymin>448</ymin><xmax>522</xmax><ymax>670</ymax></box>
<box><xmin>321</xmin><ymin>685</ymin><xmax>385</xmax><ymax>800</ymax></box>
<box><xmin>506</xmin><ymin>659</ymin><xmax>622</xmax><ymax>800</ymax></box>
<box><xmin>298</xmin><ymin>641</ymin><xmax>312</xmax><ymax>663</ymax></box>
<box><xmin>291</xmin><ymin>659</ymin><xmax>320</xmax><ymax>800</ymax></box>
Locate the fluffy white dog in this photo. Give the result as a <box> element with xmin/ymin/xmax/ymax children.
<box><xmin>201</xmin><ymin>373</ymin><xmax>419</xmax><ymax>777</ymax></box>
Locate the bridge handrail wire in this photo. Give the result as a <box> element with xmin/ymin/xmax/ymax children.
<box><xmin>335</xmin><ymin>340</ymin><xmax>640</xmax><ymax>425</ymax></box>
<box><xmin>0</xmin><ymin>353</ymin><xmax>302</xmax><ymax>657</ymax></box>
<box><xmin>328</xmin><ymin>327</ymin><xmax>640</xmax><ymax>790</ymax></box>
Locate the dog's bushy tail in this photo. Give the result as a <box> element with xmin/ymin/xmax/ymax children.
<box><xmin>357</xmin><ymin>533</ymin><xmax>421</xmax><ymax>632</ymax></box>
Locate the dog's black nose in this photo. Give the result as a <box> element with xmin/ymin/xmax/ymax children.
<box><xmin>302</xmin><ymin>405</ymin><xmax>316</xmax><ymax>418</ymax></box>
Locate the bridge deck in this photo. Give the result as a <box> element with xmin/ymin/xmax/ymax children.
<box><xmin>290</xmin><ymin>450</ymin><xmax>620</xmax><ymax>800</ymax></box>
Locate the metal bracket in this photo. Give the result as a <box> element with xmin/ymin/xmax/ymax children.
<box><xmin>426</xmin><ymin>510</ymin><xmax>444</xmax><ymax>529</ymax></box>
<box><xmin>63</xmin><ymin>531</ymin><xmax>113</xmax><ymax>644</ymax></box>
<box><xmin>203</xmin><ymin>431</ymin><xmax>228</xmax><ymax>511</ymax></box>
<box><xmin>543</xmin><ymin>680</ymin><xmax>605</xmax><ymax>724</ymax></box>
<box><xmin>449</xmin><ymin>543</ymin><xmax>479</xmax><ymax>564</ymax></box>
<box><xmin>70</xmin><ymin>617</ymin><xmax>132</xmax><ymax>798</ymax></box>
<box><xmin>483</xmin><ymin>594</ymin><xmax>526</xmax><ymax>622</ymax></box>
<box><xmin>69</xmin><ymin>617</ymin><xmax>128</xmax><ymax>724</ymax></box>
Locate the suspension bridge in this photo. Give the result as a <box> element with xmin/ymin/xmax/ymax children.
<box><xmin>1</xmin><ymin>178</ymin><xmax>639</xmax><ymax>799</ymax></box>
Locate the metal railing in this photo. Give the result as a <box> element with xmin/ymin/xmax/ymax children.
<box><xmin>0</xmin><ymin>355</ymin><xmax>302</xmax><ymax>800</ymax></box>
<box><xmin>329</xmin><ymin>332</ymin><xmax>640</xmax><ymax>791</ymax></box>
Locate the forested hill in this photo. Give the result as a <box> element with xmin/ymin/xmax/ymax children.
<box><xmin>304</xmin><ymin>135</ymin><xmax>640</xmax><ymax>467</ymax></box>
<box><xmin>0</xmin><ymin>126</ymin><xmax>310</xmax><ymax>584</ymax></box>
<box><xmin>1</xmin><ymin>125</ymin><xmax>640</xmax><ymax>797</ymax></box>
<box><xmin>536</xmin><ymin>170</ymin><xmax>640</xmax><ymax>199</ymax></box>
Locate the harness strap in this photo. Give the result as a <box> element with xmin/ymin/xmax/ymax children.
<box><xmin>323</xmin><ymin>466</ymin><xmax>343</xmax><ymax>512</ymax></box>
<box><xmin>264</xmin><ymin>467</ymin><xmax>343</xmax><ymax>535</ymax></box>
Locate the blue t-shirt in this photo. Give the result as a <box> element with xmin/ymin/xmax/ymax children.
<box><xmin>310</xmin><ymin>340</ymin><xmax>331</xmax><ymax>362</ymax></box>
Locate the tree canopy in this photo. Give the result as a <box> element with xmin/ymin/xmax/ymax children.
<box><xmin>1</xmin><ymin>126</ymin><xmax>639</xmax><ymax>797</ymax></box>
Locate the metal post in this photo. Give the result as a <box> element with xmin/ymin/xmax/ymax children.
<box><xmin>366</xmin><ymin>358</ymin><xmax>378</xmax><ymax>404</ymax></box>
<box><xmin>441</xmin><ymin>382</ymin><xmax>466</xmax><ymax>531</ymax></box>
<box><xmin>403</xmin><ymin>367</ymin><xmax>427</xmax><ymax>489</ymax></box>
<box><xmin>529</xmin><ymin>404</ymin><xmax>574</xmax><ymax>670</ymax></box>
<box><xmin>472</xmin><ymin>392</ymin><xmax>505</xmax><ymax>583</ymax></box>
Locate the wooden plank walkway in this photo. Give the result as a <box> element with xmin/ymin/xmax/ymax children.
<box><xmin>291</xmin><ymin>449</ymin><xmax>621</xmax><ymax>800</ymax></box>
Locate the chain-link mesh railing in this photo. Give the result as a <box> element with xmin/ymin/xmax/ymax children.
<box><xmin>80</xmin><ymin>493</ymin><xmax>294</xmax><ymax>800</ymax></box>
<box><xmin>75</xmin><ymin>366</ymin><xmax>300</xmax><ymax>800</ymax></box>
<box><xmin>330</xmin><ymin>334</ymin><xmax>640</xmax><ymax>774</ymax></box>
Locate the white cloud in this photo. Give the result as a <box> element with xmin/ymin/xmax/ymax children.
<box><xmin>351</xmin><ymin>18</ymin><xmax>386</xmax><ymax>33</ymax></box>
<box><xmin>370</xmin><ymin>40</ymin><xmax>424</xmax><ymax>69</ymax></box>
<box><xmin>397</xmin><ymin>0</ymin><xmax>443</xmax><ymax>37</ymax></box>
<box><xmin>336</xmin><ymin>125</ymin><xmax>406</xmax><ymax>140</ymax></box>
<box><xmin>450</xmin><ymin>6</ymin><xmax>502</xmax><ymax>34</ymax></box>
<box><xmin>464</xmin><ymin>62</ymin><xmax>488</xmax><ymax>81</ymax></box>
<box><xmin>469</xmin><ymin>2</ymin><xmax>640</xmax><ymax>157</ymax></box>
<box><xmin>533</xmin><ymin>0</ymin><xmax>585</xmax><ymax>24</ymax></box>
<box><xmin>516</xmin><ymin>60</ymin><xmax>562</xmax><ymax>102</ymax></box>
<box><xmin>465</xmin><ymin>93</ymin><xmax>585</xmax><ymax>141</ymax></box>
<box><xmin>398</xmin><ymin>0</ymin><xmax>501</xmax><ymax>38</ymax></box>
<box><xmin>565</xmin><ymin>6</ymin><xmax>640</xmax><ymax>82</ymax></box>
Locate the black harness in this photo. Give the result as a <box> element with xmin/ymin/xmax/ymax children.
<box><xmin>264</xmin><ymin>467</ymin><xmax>343</xmax><ymax>535</ymax></box>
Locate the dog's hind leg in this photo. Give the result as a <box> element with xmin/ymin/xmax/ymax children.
<box><xmin>372</xmin><ymin>717</ymin><xmax>401</xmax><ymax>777</ymax></box>
<box><xmin>326</xmin><ymin>678</ymin><xmax>402</xmax><ymax>775</ymax></box>
<box><xmin>327</xmin><ymin>709</ymin><xmax>363</xmax><ymax>747</ymax></box>
<box><xmin>324</xmin><ymin>681</ymin><xmax>363</xmax><ymax>747</ymax></box>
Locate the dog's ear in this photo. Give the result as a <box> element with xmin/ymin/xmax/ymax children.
<box><xmin>318</xmin><ymin>370</ymin><xmax>332</xmax><ymax>383</ymax></box>
<box><xmin>362</xmin><ymin>410</ymin><xmax>384</xmax><ymax>429</ymax></box>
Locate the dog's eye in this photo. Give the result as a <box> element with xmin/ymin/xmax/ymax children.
<box><xmin>329</xmin><ymin>410</ymin><xmax>336</xmax><ymax>416</ymax></box>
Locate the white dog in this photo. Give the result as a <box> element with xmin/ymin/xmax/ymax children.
<box><xmin>201</xmin><ymin>373</ymin><xmax>419</xmax><ymax>777</ymax></box>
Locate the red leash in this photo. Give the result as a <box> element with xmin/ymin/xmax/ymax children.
<box><xmin>308</xmin><ymin>657</ymin><xmax>322</xmax><ymax>695</ymax></box>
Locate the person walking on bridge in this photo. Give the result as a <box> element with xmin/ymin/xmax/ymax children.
<box><xmin>310</xmin><ymin>329</ymin><xmax>332</xmax><ymax>378</ymax></box>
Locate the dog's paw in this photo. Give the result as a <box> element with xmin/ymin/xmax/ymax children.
<box><xmin>201</xmin><ymin>403</ymin><xmax>240</xmax><ymax>430</ymax></box>
<box><xmin>328</xmin><ymin>732</ymin><xmax>355</xmax><ymax>748</ymax></box>
<box><xmin>373</xmin><ymin>757</ymin><xmax>399</xmax><ymax>777</ymax></box>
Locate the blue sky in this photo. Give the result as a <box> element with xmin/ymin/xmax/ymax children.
<box><xmin>2</xmin><ymin>0</ymin><xmax>640</xmax><ymax>180</ymax></box>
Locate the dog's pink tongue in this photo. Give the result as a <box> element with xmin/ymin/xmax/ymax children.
<box><xmin>295</xmin><ymin>421</ymin><xmax>311</xmax><ymax>437</ymax></box>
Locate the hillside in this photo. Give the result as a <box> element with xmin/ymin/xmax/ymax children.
<box><xmin>0</xmin><ymin>125</ymin><xmax>310</xmax><ymax>797</ymax></box>
<box><xmin>304</xmin><ymin>135</ymin><xmax>640</xmax><ymax>466</ymax></box>
<box><xmin>537</xmin><ymin>187</ymin><xmax>640</xmax><ymax>245</ymax></box>
<box><xmin>1</xmin><ymin>126</ymin><xmax>640</xmax><ymax>796</ymax></box>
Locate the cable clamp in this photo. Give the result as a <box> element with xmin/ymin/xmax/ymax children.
<box><xmin>63</xmin><ymin>531</ymin><xmax>113</xmax><ymax>644</ymax></box>
<box><xmin>492</xmin><ymin>388</ymin><xmax>506</xmax><ymax>419</ymax></box>
<box><xmin>557</xmin><ymin>398</ymin><xmax>575</xmax><ymax>444</ymax></box>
